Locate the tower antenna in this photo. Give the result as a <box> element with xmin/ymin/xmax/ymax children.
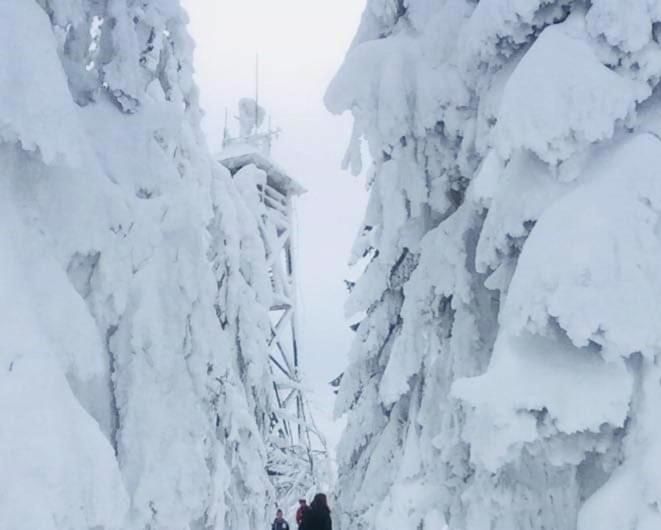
<box><xmin>255</xmin><ymin>53</ymin><xmax>260</xmax><ymax>134</ymax></box>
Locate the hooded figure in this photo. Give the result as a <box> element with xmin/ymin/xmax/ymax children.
<box><xmin>300</xmin><ymin>493</ymin><xmax>331</xmax><ymax>530</ymax></box>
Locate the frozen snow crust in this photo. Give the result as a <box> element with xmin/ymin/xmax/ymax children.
<box><xmin>327</xmin><ymin>1</ymin><xmax>661</xmax><ymax>529</ymax></box>
<box><xmin>1</xmin><ymin>1</ymin><xmax>277</xmax><ymax>529</ymax></box>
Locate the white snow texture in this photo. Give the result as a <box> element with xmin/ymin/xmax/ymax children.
<box><xmin>1</xmin><ymin>1</ymin><xmax>278</xmax><ymax>529</ymax></box>
<box><xmin>327</xmin><ymin>0</ymin><xmax>661</xmax><ymax>529</ymax></box>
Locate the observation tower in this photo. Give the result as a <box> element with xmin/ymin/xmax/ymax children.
<box><xmin>218</xmin><ymin>98</ymin><xmax>328</xmax><ymax>503</ymax></box>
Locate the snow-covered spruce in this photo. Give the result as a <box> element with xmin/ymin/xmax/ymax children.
<box><xmin>0</xmin><ymin>1</ymin><xmax>276</xmax><ymax>528</ymax></box>
<box><xmin>327</xmin><ymin>1</ymin><xmax>661</xmax><ymax>529</ymax></box>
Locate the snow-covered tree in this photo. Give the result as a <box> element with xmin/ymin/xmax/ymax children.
<box><xmin>210</xmin><ymin>156</ymin><xmax>332</xmax><ymax>512</ymax></box>
<box><xmin>327</xmin><ymin>1</ymin><xmax>661</xmax><ymax>529</ymax></box>
<box><xmin>208</xmin><ymin>162</ymin><xmax>278</xmax><ymax>528</ymax></box>
<box><xmin>1</xmin><ymin>1</ymin><xmax>276</xmax><ymax>528</ymax></box>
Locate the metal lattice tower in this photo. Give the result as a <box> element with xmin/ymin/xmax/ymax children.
<box><xmin>218</xmin><ymin>99</ymin><xmax>328</xmax><ymax>502</ymax></box>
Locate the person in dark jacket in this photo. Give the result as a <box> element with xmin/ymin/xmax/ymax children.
<box><xmin>272</xmin><ymin>509</ymin><xmax>290</xmax><ymax>530</ymax></box>
<box><xmin>299</xmin><ymin>493</ymin><xmax>332</xmax><ymax>530</ymax></box>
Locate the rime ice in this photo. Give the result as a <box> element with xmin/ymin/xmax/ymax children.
<box><xmin>327</xmin><ymin>1</ymin><xmax>661</xmax><ymax>529</ymax></box>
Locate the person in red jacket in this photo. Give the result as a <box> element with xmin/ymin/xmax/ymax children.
<box><xmin>296</xmin><ymin>499</ymin><xmax>309</xmax><ymax>529</ymax></box>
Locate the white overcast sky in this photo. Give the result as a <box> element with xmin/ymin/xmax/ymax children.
<box><xmin>183</xmin><ymin>0</ymin><xmax>367</xmax><ymax>455</ymax></box>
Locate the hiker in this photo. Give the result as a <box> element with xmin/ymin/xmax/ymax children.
<box><xmin>299</xmin><ymin>493</ymin><xmax>332</xmax><ymax>530</ymax></box>
<box><xmin>296</xmin><ymin>498</ymin><xmax>309</xmax><ymax>529</ymax></box>
<box><xmin>272</xmin><ymin>509</ymin><xmax>290</xmax><ymax>530</ymax></box>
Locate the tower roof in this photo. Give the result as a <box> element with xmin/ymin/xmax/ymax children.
<box><xmin>218</xmin><ymin>143</ymin><xmax>306</xmax><ymax>197</ymax></box>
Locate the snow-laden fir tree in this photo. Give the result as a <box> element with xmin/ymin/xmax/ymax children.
<box><xmin>216</xmin><ymin>126</ymin><xmax>333</xmax><ymax>510</ymax></box>
<box><xmin>0</xmin><ymin>1</ymin><xmax>277</xmax><ymax>528</ymax></box>
<box><xmin>327</xmin><ymin>1</ymin><xmax>661</xmax><ymax>529</ymax></box>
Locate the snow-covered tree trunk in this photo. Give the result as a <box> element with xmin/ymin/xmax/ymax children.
<box><xmin>327</xmin><ymin>1</ymin><xmax>661</xmax><ymax>529</ymax></box>
<box><xmin>1</xmin><ymin>1</ymin><xmax>275</xmax><ymax>528</ymax></box>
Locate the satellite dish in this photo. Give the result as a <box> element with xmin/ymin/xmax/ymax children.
<box><xmin>238</xmin><ymin>97</ymin><xmax>266</xmax><ymax>137</ymax></box>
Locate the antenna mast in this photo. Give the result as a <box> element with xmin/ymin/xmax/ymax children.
<box><xmin>255</xmin><ymin>54</ymin><xmax>260</xmax><ymax>134</ymax></box>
